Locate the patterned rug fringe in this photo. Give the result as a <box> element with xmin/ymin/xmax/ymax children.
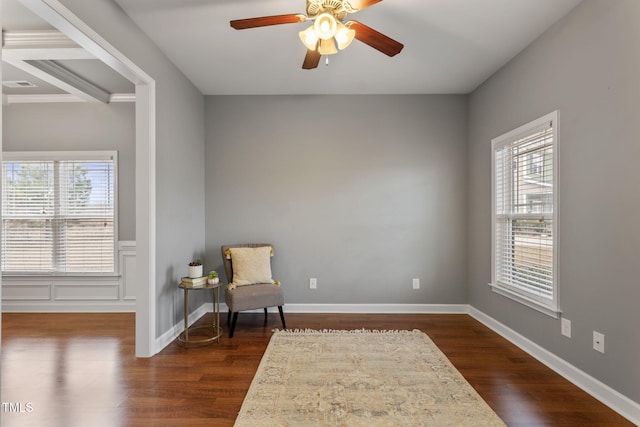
<box><xmin>273</xmin><ymin>328</ymin><xmax>422</xmax><ymax>335</ymax></box>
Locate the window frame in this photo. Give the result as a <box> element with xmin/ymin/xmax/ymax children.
<box><xmin>490</xmin><ymin>111</ymin><xmax>560</xmax><ymax>318</ymax></box>
<box><xmin>2</xmin><ymin>150</ymin><xmax>118</xmax><ymax>277</ymax></box>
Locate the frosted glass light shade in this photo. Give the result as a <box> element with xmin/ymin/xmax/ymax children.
<box><xmin>318</xmin><ymin>38</ymin><xmax>337</xmax><ymax>55</ymax></box>
<box><xmin>299</xmin><ymin>26</ymin><xmax>319</xmax><ymax>51</ymax></box>
<box><xmin>335</xmin><ymin>24</ymin><xmax>355</xmax><ymax>50</ymax></box>
<box><xmin>314</xmin><ymin>13</ymin><xmax>337</xmax><ymax>40</ymax></box>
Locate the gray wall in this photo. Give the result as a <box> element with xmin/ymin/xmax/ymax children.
<box><xmin>2</xmin><ymin>102</ymin><xmax>136</xmax><ymax>240</ymax></box>
<box><xmin>468</xmin><ymin>0</ymin><xmax>640</xmax><ymax>401</ymax></box>
<box><xmin>58</xmin><ymin>0</ymin><xmax>206</xmax><ymax>337</ymax></box>
<box><xmin>205</xmin><ymin>95</ymin><xmax>468</xmax><ymax>305</ymax></box>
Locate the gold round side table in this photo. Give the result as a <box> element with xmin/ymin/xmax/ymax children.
<box><xmin>178</xmin><ymin>281</ymin><xmax>223</xmax><ymax>346</ymax></box>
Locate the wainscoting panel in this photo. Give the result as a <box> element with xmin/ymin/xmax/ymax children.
<box><xmin>53</xmin><ymin>283</ymin><xmax>119</xmax><ymax>301</ymax></box>
<box><xmin>2</xmin><ymin>283</ymin><xmax>51</xmax><ymax>300</ymax></box>
<box><xmin>1</xmin><ymin>241</ymin><xmax>136</xmax><ymax>312</ymax></box>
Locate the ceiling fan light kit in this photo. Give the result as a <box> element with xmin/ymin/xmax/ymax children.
<box><xmin>314</xmin><ymin>13</ymin><xmax>337</xmax><ymax>40</ymax></box>
<box><xmin>230</xmin><ymin>0</ymin><xmax>403</xmax><ymax>70</ymax></box>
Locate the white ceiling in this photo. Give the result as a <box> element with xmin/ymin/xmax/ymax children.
<box><xmin>2</xmin><ymin>0</ymin><xmax>51</xmax><ymax>28</ymax></box>
<box><xmin>3</xmin><ymin>0</ymin><xmax>583</xmax><ymax>97</ymax></box>
<box><xmin>113</xmin><ymin>0</ymin><xmax>583</xmax><ymax>95</ymax></box>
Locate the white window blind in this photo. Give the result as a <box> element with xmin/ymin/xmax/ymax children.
<box><xmin>2</xmin><ymin>152</ymin><xmax>117</xmax><ymax>275</ymax></box>
<box><xmin>491</xmin><ymin>112</ymin><xmax>558</xmax><ymax>315</ymax></box>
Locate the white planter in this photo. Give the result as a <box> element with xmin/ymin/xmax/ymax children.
<box><xmin>188</xmin><ymin>265</ymin><xmax>203</xmax><ymax>278</ymax></box>
<box><xmin>207</xmin><ymin>277</ymin><xmax>219</xmax><ymax>285</ymax></box>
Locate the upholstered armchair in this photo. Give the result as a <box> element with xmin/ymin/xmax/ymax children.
<box><xmin>221</xmin><ymin>244</ymin><xmax>286</xmax><ymax>338</ymax></box>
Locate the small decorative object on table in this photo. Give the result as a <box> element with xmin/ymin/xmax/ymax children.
<box><xmin>188</xmin><ymin>259</ymin><xmax>203</xmax><ymax>278</ymax></box>
<box><xmin>207</xmin><ymin>270</ymin><xmax>220</xmax><ymax>285</ymax></box>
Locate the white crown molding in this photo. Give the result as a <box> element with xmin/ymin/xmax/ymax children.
<box><xmin>2</xmin><ymin>29</ymin><xmax>79</xmax><ymax>48</ymax></box>
<box><xmin>110</xmin><ymin>93</ymin><xmax>136</xmax><ymax>103</ymax></box>
<box><xmin>5</xmin><ymin>93</ymin><xmax>84</xmax><ymax>103</ymax></box>
<box><xmin>5</xmin><ymin>92</ymin><xmax>135</xmax><ymax>104</ymax></box>
<box><xmin>2</xmin><ymin>30</ymin><xmax>94</xmax><ymax>61</ymax></box>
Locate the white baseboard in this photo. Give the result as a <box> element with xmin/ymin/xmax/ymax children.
<box><xmin>282</xmin><ymin>303</ymin><xmax>469</xmax><ymax>313</ymax></box>
<box><xmin>189</xmin><ymin>303</ymin><xmax>469</xmax><ymax>314</ymax></box>
<box><xmin>201</xmin><ymin>303</ymin><xmax>468</xmax><ymax>314</ymax></box>
<box><xmin>468</xmin><ymin>306</ymin><xmax>640</xmax><ymax>425</ymax></box>
<box><xmin>154</xmin><ymin>303</ymin><xmax>210</xmax><ymax>352</ymax></box>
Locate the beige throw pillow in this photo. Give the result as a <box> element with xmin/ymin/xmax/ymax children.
<box><xmin>230</xmin><ymin>246</ymin><xmax>275</xmax><ymax>287</ymax></box>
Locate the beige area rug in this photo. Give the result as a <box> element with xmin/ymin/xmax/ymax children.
<box><xmin>235</xmin><ymin>329</ymin><xmax>505</xmax><ymax>426</ymax></box>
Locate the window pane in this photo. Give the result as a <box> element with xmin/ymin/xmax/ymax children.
<box><xmin>511</xmin><ymin>128</ymin><xmax>553</xmax><ymax>215</ymax></box>
<box><xmin>492</xmin><ymin>112</ymin><xmax>557</xmax><ymax>311</ymax></box>
<box><xmin>59</xmin><ymin>219</ymin><xmax>114</xmax><ymax>272</ymax></box>
<box><xmin>2</xmin><ymin>154</ymin><xmax>116</xmax><ymax>274</ymax></box>
<box><xmin>496</xmin><ymin>218</ymin><xmax>553</xmax><ymax>299</ymax></box>
<box><xmin>59</xmin><ymin>160</ymin><xmax>114</xmax><ymax>217</ymax></box>
<box><xmin>3</xmin><ymin>161</ymin><xmax>54</xmax><ymax>216</ymax></box>
<box><xmin>2</xmin><ymin>219</ymin><xmax>54</xmax><ymax>272</ymax></box>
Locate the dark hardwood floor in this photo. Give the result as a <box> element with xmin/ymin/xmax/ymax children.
<box><xmin>1</xmin><ymin>312</ymin><xmax>634</xmax><ymax>426</ymax></box>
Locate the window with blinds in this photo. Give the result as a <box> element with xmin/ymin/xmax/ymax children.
<box><xmin>491</xmin><ymin>111</ymin><xmax>558</xmax><ymax>315</ymax></box>
<box><xmin>2</xmin><ymin>152</ymin><xmax>117</xmax><ymax>275</ymax></box>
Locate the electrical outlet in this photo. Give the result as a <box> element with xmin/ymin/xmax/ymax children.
<box><xmin>561</xmin><ymin>318</ymin><xmax>571</xmax><ymax>338</ymax></box>
<box><xmin>309</xmin><ymin>278</ymin><xmax>317</xmax><ymax>290</ymax></box>
<box><xmin>412</xmin><ymin>278</ymin><xmax>420</xmax><ymax>290</ymax></box>
<box><xmin>593</xmin><ymin>331</ymin><xmax>605</xmax><ymax>353</ymax></box>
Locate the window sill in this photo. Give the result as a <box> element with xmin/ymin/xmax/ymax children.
<box><xmin>488</xmin><ymin>282</ymin><xmax>560</xmax><ymax>319</ymax></box>
<box><xmin>2</xmin><ymin>274</ymin><xmax>120</xmax><ymax>281</ymax></box>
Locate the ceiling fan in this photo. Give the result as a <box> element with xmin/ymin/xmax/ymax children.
<box><xmin>230</xmin><ymin>0</ymin><xmax>404</xmax><ymax>70</ymax></box>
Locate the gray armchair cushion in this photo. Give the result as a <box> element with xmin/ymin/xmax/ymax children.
<box><xmin>225</xmin><ymin>283</ymin><xmax>284</xmax><ymax>313</ymax></box>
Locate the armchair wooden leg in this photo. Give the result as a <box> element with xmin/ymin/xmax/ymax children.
<box><xmin>227</xmin><ymin>310</ymin><xmax>231</xmax><ymax>325</ymax></box>
<box><xmin>229</xmin><ymin>312</ymin><xmax>239</xmax><ymax>338</ymax></box>
<box><xmin>278</xmin><ymin>306</ymin><xmax>286</xmax><ymax>330</ymax></box>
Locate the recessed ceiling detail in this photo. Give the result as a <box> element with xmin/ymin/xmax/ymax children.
<box><xmin>2</xmin><ymin>29</ymin><xmax>135</xmax><ymax>104</ymax></box>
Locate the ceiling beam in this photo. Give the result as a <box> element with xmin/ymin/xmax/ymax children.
<box><xmin>2</xmin><ymin>30</ymin><xmax>120</xmax><ymax>103</ymax></box>
<box><xmin>28</xmin><ymin>59</ymin><xmax>110</xmax><ymax>103</ymax></box>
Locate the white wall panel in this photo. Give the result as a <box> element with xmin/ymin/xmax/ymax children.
<box><xmin>53</xmin><ymin>283</ymin><xmax>119</xmax><ymax>300</ymax></box>
<box><xmin>2</xmin><ymin>241</ymin><xmax>136</xmax><ymax>311</ymax></box>
<box><xmin>2</xmin><ymin>283</ymin><xmax>51</xmax><ymax>300</ymax></box>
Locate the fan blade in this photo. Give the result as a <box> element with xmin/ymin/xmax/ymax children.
<box><xmin>230</xmin><ymin>14</ymin><xmax>306</xmax><ymax>30</ymax></box>
<box><xmin>302</xmin><ymin>48</ymin><xmax>321</xmax><ymax>70</ymax></box>
<box><xmin>347</xmin><ymin>21</ymin><xmax>403</xmax><ymax>57</ymax></box>
<box><xmin>349</xmin><ymin>0</ymin><xmax>383</xmax><ymax>11</ymax></box>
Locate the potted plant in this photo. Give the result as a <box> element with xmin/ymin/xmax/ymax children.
<box><xmin>188</xmin><ymin>259</ymin><xmax>203</xmax><ymax>278</ymax></box>
<box><xmin>207</xmin><ymin>270</ymin><xmax>219</xmax><ymax>285</ymax></box>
